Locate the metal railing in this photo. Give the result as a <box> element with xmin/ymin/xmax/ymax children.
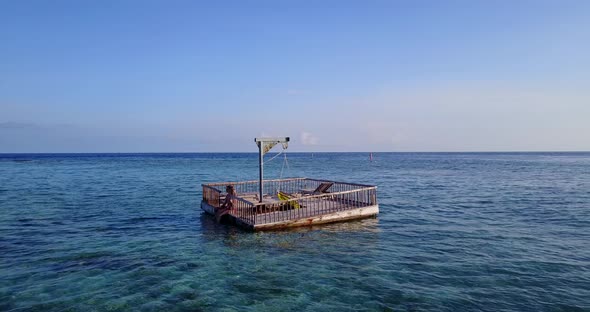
<box><xmin>202</xmin><ymin>178</ymin><xmax>377</xmax><ymax>226</ymax></box>
<box><xmin>202</xmin><ymin>177</ymin><xmax>307</xmax><ymax>197</ymax></box>
<box><xmin>251</xmin><ymin>186</ymin><xmax>377</xmax><ymax>226</ymax></box>
<box><xmin>202</xmin><ymin>185</ymin><xmax>221</xmax><ymax>207</ymax></box>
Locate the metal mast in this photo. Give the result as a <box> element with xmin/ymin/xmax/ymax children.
<box><xmin>254</xmin><ymin>137</ymin><xmax>289</xmax><ymax>202</ymax></box>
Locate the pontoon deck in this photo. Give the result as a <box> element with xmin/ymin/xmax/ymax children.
<box><xmin>201</xmin><ymin>177</ymin><xmax>378</xmax><ymax>231</ymax></box>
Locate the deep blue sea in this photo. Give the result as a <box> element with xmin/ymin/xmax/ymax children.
<box><xmin>1</xmin><ymin>152</ymin><xmax>589</xmax><ymax>311</ymax></box>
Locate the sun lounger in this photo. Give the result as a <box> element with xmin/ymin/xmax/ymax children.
<box><xmin>301</xmin><ymin>182</ymin><xmax>334</xmax><ymax>195</ymax></box>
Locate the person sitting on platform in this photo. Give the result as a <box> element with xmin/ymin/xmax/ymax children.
<box><xmin>216</xmin><ymin>185</ymin><xmax>236</xmax><ymax>223</ymax></box>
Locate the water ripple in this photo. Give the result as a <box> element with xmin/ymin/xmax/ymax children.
<box><xmin>0</xmin><ymin>152</ymin><xmax>589</xmax><ymax>311</ymax></box>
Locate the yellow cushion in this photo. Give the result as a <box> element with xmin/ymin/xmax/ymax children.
<box><xmin>277</xmin><ymin>191</ymin><xmax>301</xmax><ymax>209</ymax></box>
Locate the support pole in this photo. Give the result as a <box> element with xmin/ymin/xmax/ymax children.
<box><xmin>254</xmin><ymin>137</ymin><xmax>289</xmax><ymax>203</ymax></box>
<box><xmin>258</xmin><ymin>141</ymin><xmax>264</xmax><ymax>203</ymax></box>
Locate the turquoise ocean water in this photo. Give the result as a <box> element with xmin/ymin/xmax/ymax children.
<box><xmin>1</xmin><ymin>152</ymin><xmax>589</xmax><ymax>311</ymax></box>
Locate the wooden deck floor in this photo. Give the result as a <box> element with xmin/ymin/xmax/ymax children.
<box><xmin>250</xmin><ymin>197</ymin><xmax>355</xmax><ymax>225</ymax></box>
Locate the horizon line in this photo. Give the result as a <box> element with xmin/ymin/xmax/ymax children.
<box><xmin>1</xmin><ymin>150</ymin><xmax>589</xmax><ymax>155</ymax></box>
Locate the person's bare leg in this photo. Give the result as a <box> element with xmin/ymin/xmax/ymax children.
<box><xmin>215</xmin><ymin>208</ymin><xmax>228</xmax><ymax>223</ymax></box>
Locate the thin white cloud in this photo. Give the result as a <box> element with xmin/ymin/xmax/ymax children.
<box><xmin>301</xmin><ymin>131</ymin><xmax>319</xmax><ymax>145</ymax></box>
<box><xmin>343</xmin><ymin>81</ymin><xmax>590</xmax><ymax>151</ymax></box>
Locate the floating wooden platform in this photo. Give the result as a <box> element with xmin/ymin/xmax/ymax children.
<box><xmin>201</xmin><ymin>177</ymin><xmax>379</xmax><ymax>231</ymax></box>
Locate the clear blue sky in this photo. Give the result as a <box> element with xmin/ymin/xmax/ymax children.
<box><xmin>1</xmin><ymin>1</ymin><xmax>589</xmax><ymax>152</ymax></box>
